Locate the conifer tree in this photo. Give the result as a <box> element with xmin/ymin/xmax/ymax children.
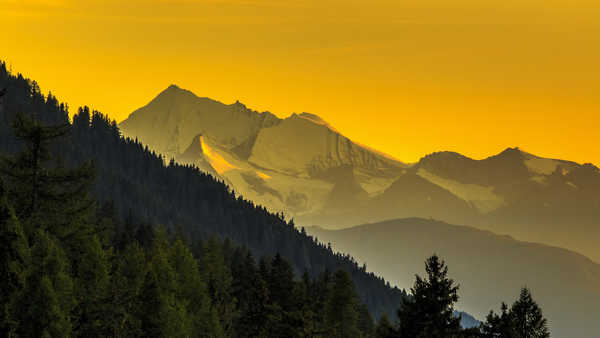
<box><xmin>14</xmin><ymin>229</ymin><xmax>74</xmax><ymax>337</ymax></box>
<box><xmin>139</xmin><ymin>229</ymin><xmax>191</xmax><ymax>337</ymax></box>
<box><xmin>240</xmin><ymin>253</ymin><xmax>271</xmax><ymax>337</ymax></box>
<box><xmin>510</xmin><ymin>288</ymin><xmax>550</xmax><ymax>338</ymax></box>
<box><xmin>200</xmin><ymin>236</ymin><xmax>237</xmax><ymax>336</ymax></box>
<box><xmin>0</xmin><ymin>112</ymin><xmax>94</xmax><ymax>237</ymax></box>
<box><xmin>266</xmin><ymin>253</ymin><xmax>299</xmax><ymax>337</ymax></box>
<box><xmin>375</xmin><ymin>313</ymin><xmax>397</xmax><ymax>338</ymax></box>
<box><xmin>268</xmin><ymin>253</ymin><xmax>295</xmax><ymax>310</ymax></box>
<box><xmin>0</xmin><ymin>180</ymin><xmax>29</xmax><ymax>336</ymax></box>
<box><xmin>358</xmin><ymin>303</ymin><xmax>375</xmax><ymax>337</ymax></box>
<box><xmin>108</xmin><ymin>242</ymin><xmax>147</xmax><ymax>336</ymax></box>
<box><xmin>325</xmin><ymin>269</ymin><xmax>361</xmax><ymax>338</ymax></box>
<box><xmin>397</xmin><ymin>255</ymin><xmax>461</xmax><ymax>338</ymax></box>
<box><xmin>73</xmin><ymin>235</ymin><xmax>111</xmax><ymax>337</ymax></box>
<box><xmin>169</xmin><ymin>238</ymin><xmax>223</xmax><ymax>337</ymax></box>
<box><xmin>482</xmin><ymin>303</ymin><xmax>514</xmax><ymax>338</ymax></box>
<box><xmin>313</xmin><ymin>268</ymin><xmax>332</xmax><ymax>335</ymax></box>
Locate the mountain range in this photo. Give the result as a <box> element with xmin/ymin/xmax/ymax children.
<box><xmin>120</xmin><ymin>85</ymin><xmax>600</xmax><ymax>262</ymax></box>
<box><xmin>307</xmin><ymin>218</ymin><xmax>600</xmax><ymax>338</ymax></box>
<box><xmin>3</xmin><ymin>64</ymin><xmax>596</xmax><ymax>336</ymax></box>
<box><xmin>0</xmin><ymin>63</ymin><xmax>410</xmax><ymax>322</ymax></box>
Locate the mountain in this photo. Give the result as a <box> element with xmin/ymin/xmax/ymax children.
<box><xmin>121</xmin><ymin>85</ymin><xmax>600</xmax><ymax>262</ymax></box>
<box><xmin>0</xmin><ymin>61</ymin><xmax>408</xmax><ymax>321</ymax></box>
<box><xmin>307</xmin><ymin>218</ymin><xmax>600</xmax><ymax>338</ymax></box>
<box><xmin>120</xmin><ymin>85</ymin><xmax>406</xmax><ymax>217</ymax></box>
<box><xmin>306</xmin><ymin>148</ymin><xmax>600</xmax><ymax>262</ymax></box>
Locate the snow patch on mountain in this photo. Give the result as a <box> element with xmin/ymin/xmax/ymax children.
<box><xmin>524</xmin><ymin>157</ymin><xmax>560</xmax><ymax>175</ymax></box>
<box><xmin>417</xmin><ymin>168</ymin><xmax>505</xmax><ymax>213</ymax></box>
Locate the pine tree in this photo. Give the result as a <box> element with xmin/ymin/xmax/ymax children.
<box><xmin>232</xmin><ymin>250</ymin><xmax>267</xmax><ymax>337</ymax></box>
<box><xmin>14</xmin><ymin>229</ymin><xmax>75</xmax><ymax>337</ymax></box>
<box><xmin>375</xmin><ymin>313</ymin><xmax>397</xmax><ymax>338</ymax></box>
<box><xmin>313</xmin><ymin>268</ymin><xmax>332</xmax><ymax>335</ymax></box>
<box><xmin>108</xmin><ymin>242</ymin><xmax>147</xmax><ymax>337</ymax></box>
<box><xmin>199</xmin><ymin>236</ymin><xmax>237</xmax><ymax>336</ymax></box>
<box><xmin>139</xmin><ymin>229</ymin><xmax>191</xmax><ymax>337</ymax></box>
<box><xmin>482</xmin><ymin>303</ymin><xmax>514</xmax><ymax>338</ymax></box>
<box><xmin>397</xmin><ymin>255</ymin><xmax>461</xmax><ymax>338</ymax></box>
<box><xmin>510</xmin><ymin>288</ymin><xmax>550</xmax><ymax>338</ymax></box>
<box><xmin>73</xmin><ymin>235</ymin><xmax>111</xmax><ymax>337</ymax></box>
<box><xmin>0</xmin><ymin>180</ymin><xmax>30</xmax><ymax>336</ymax></box>
<box><xmin>0</xmin><ymin>112</ymin><xmax>94</xmax><ymax>238</ymax></box>
<box><xmin>326</xmin><ymin>269</ymin><xmax>361</xmax><ymax>338</ymax></box>
<box><xmin>265</xmin><ymin>253</ymin><xmax>299</xmax><ymax>337</ymax></box>
<box><xmin>296</xmin><ymin>271</ymin><xmax>317</xmax><ymax>337</ymax></box>
<box><xmin>268</xmin><ymin>253</ymin><xmax>295</xmax><ymax>310</ymax></box>
<box><xmin>357</xmin><ymin>303</ymin><xmax>375</xmax><ymax>337</ymax></box>
<box><xmin>240</xmin><ymin>253</ymin><xmax>271</xmax><ymax>337</ymax></box>
<box><xmin>169</xmin><ymin>238</ymin><xmax>223</xmax><ymax>337</ymax></box>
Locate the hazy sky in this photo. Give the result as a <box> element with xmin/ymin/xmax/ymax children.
<box><xmin>3</xmin><ymin>0</ymin><xmax>599</xmax><ymax>164</ymax></box>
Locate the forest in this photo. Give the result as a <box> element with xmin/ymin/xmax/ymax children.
<box><xmin>0</xmin><ymin>61</ymin><xmax>549</xmax><ymax>337</ymax></box>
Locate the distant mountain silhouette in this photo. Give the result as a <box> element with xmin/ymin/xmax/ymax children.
<box><xmin>120</xmin><ymin>85</ymin><xmax>406</xmax><ymax>217</ymax></box>
<box><xmin>307</xmin><ymin>218</ymin><xmax>600</xmax><ymax>338</ymax></box>
<box><xmin>121</xmin><ymin>85</ymin><xmax>600</xmax><ymax>262</ymax></box>
<box><xmin>303</xmin><ymin>148</ymin><xmax>600</xmax><ymax>262</ymax></box>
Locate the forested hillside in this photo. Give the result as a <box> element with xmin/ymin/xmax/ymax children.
<box><xmin>0</xmin><ymin>62</ymin><xmax>551</xmax><ymax>337</ymax></box>
<box><xmin>0</xmin><ymin>109</ymin><xmax>377</xmax><ymax>336</ymax></box>
<box><xmin>0</xmin><ymin>61</ymin><xmax>407</xmax><ymax>319</ymax></box>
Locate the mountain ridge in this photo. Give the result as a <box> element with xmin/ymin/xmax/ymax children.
<box><xmin>306</xmin><ymin>217</ymin><xmax>600</xmax><ymax>338</ymax></box>
<box><xmin>120</xmin><ymin>85</ymin><xmax>600</xmax><ymax>262</ymax></box>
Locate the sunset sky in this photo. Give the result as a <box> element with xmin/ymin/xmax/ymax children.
<box><xmin>2</xmin><ymin>0</ymin><xmax>599</xmax><ymax>165</ymax></box>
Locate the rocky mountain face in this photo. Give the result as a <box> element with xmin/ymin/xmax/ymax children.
<box><xmin>299</xmin><ymin>147</ymin><xmax>600</xmax><ymax>262</ymax></box>
<box><xmin>120</xmin><ymin>85</ymin><xmax>600</xmax><ymax>262</ymax></box>
<box><xmin>307</xmin><ymin>218</ymin><xmax>600</xmax><ymax>338</ymax></box>
<box><xmin>120</xmin><ymin>85</ymin><xmax>280</xmax><ymax>160</ymax></box>
<box><xmin>120</xmin><ymin>85</ymin><xmax>406</xmax><ymax>217</ymax></box>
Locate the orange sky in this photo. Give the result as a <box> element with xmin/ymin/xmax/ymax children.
<box><xmin>2</xmin><ymin>0</ymin><xmax>599</xmax><ymax>165</ymax></box>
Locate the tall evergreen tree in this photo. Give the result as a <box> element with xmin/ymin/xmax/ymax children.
<box><xmin>73</xmin><ymin>235</ymin><xmax>111</xmax><ymax>337</ymax></box>
<box><xmin>375</xmin><ymin>313</ymin><xmax>396</xmax><ymax>338</ymax></box>
<box><xmin>0</xmin><ymin>180</ymin><xmax>29</xmax><ymax>336</ymax></box>
<box><xmin>266</xmin><ymin>253</ymin><xmax>301</xmax><ymax>337</ymax></box>
<box><xmin>397</xmin><ymin>255</ymin><xmax>461</xmax><ymax>338</ymax></box>
<box><xmin>14</xmin><ymin>229</ymin><xmax>74</xmax><ymax>337</ymax></box>
<box><xmin>0</xmin><ymin>112</ymin><xmax>94</xmax><ymax>234</ymax></box>
<box><xmin>268</xmin><ymin>253</ymin><xmax>295</xmax><ymax>310</ymax></box>
<box><xmin>510</xmin><ymin>288</ymin><xmax>550</xmax><ymax>338</ymax></box>
<box><xmin>199</xmin><ymin>236</ymin><xmax>237</xmax><ymax>336</ymax></box>
<box><xmin>326</xmin><ymin>269</ymin><xmax>361</xmax><ymax>338</ymax></box>
<box><xmin>169</xmin><ymin>238</ymin><xmax>223</xmax><ymax>338</ymax></box>
<box><xmin>107</xmin><ymin>242</ymin><xmax>147</xmax><ymax>337</ymax></box>
<box><xmin>482</xmin><ymin>303</ymin><xmax>515</xmax><ymax>338</ymax></box>
<box><xmin>357</xmin><ymin>303</ymin><xmax>375</xmax><ymax>337</ymax></box>
<box><xmin>139</xmin><ymin>229</ymin><xmax>191</xmax><ymax>337</ymax></box>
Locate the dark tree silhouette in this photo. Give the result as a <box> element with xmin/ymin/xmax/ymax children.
<box><xmin>397</xmin><ymin>255</ymin><xmax>461</xmax><ymax>338</ymax></box>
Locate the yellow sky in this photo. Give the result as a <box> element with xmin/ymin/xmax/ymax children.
<box><xmin>2</xmin><ymin>0</ymin><xmax>599</xmax><ymax>165</ymax></box>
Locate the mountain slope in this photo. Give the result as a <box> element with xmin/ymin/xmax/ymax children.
<box><xmin>120</xmin><ymin>85</ymin><xmax>600</xmax><ymax>262</ymax></box>
<box><xmin>119</xmin><ymin>85</ymin><xmax>405</xmax><ymax>217</ymax></box>
<box><xmin>302</xmin><ymin>148</ymin><xmax>600</xmax><ymax>262</ymax></box>
<box><xmin>0</xmin><ymin>61</ymin><xmax>408</xmax><ymax>321</ymax></box>
<box><xmin>119</xmin><ymin>85</ymin><xmax>280</xmax><ymax>159</ymax></box>
<box><xmin>307</xmin><ymin>218</ymin><xmax>600</xmax><ymax>338</ymax></box>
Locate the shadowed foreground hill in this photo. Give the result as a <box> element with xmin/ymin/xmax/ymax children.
<box><xmin>0</xmin><ymin>61</ymin><xmax>406</xmax><ymax>320</ymax></box>
<box><xmin>307</xmin><ymin>218</ymin><xmax>600</xmax><ymax>338</ymax></box>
